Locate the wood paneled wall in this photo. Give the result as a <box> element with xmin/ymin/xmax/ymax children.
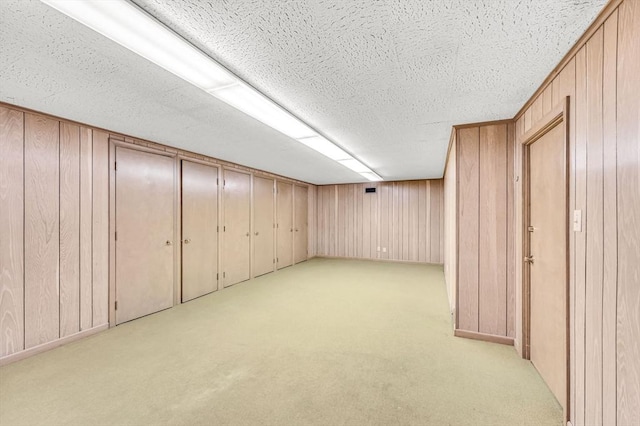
<box><xmin>0</xmin><ymin>103</ymin><xmax>317</xmax><ymax>364</ymax></box>
<box><xmin>444</xmin><ymin>122</ymin><xmax>515</xmax><ymax>338</ymax></box>
<box><xmin>315</xmin><ymin>181</ymin><xmax>444</xmax><ymax>264</ymax></box>
<box><xmin>512</xmin><ymin>2</ymin><xmax>639</xmax><ymax>423</ymax></box>
<box><xmin>444</xmin><ymin>134</ymin><xmax>457</xmax><ymax>315</ymax></box>
<box><xmin>0</xmin><ymin>106</ymin><xmax>110</xmax><ymax>359</ymax></box>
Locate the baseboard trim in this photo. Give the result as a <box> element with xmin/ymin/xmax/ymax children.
<box><xmin>313</xmin><ymin>255</ymin><xmax>443</xmax><ymax>266</ymax></box>
<box><xmin>0</xmin><ymin>324</ymin><xmax>109</xmax><ymax>367</ymax></box>
<box><xmin>454</xmin><ymin>329</ymin><xmax>514</xmax><ymax>346</ymax></box>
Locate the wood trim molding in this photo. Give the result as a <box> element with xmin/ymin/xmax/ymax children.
<box><xmin>454</xmin><ymin>329</ymin><xmax>515</xmax><ymax>346</ymax></box>
<box><xmin>452</xmin><ymin>118</ymin><xmax>514</xmax><ymax>131</ymax></box>
<box><xmin>513</xmin><ymin>0</ymin><xmax>622</xmax><ymax>121</ymax></box>
<box><xmin>443</xmin><ymin>127</ymin><xmax>456</xmax><ymax>176</ymax></box>
<box><xmin>0</xmin><ymin>324</ymin><xmax>109</xmax><ymax>367</ymax></box>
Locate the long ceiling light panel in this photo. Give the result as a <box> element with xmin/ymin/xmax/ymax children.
<box><xmin>40</xmin><ymin>0</ymin><xmax>383</xmax><ymax>182</ymax></box>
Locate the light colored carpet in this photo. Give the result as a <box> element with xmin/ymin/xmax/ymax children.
<box><xmin>0</xmin><ymin>258</ymin><xmax>562</xmax><ymax>425</ymax></box>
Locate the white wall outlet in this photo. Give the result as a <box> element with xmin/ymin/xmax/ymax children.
<box><xmin>382</xmin><ymin>247</ymin><xmax>387</xmax><ymax>253</ymax></box>
<box><xmin>573</xmin><ymin>210</ymin><xmax>582</xmax><ymax>232</ymax></box>
<box><xmin>377</xmin><ymin>246</ymin><xmax>380</xmax><ymax>251</ymax></box>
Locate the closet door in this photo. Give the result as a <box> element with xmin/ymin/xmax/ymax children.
<box><xmin>181</xmin><ymin>160</ymin><xmax>218</xmax><ymax>302</ymax></box>
<box><xmin>115</xmin><ymin>146</ymin><xmax>174</xmax><ymax>324</ymax></box>
<box><xmin>294</xmin><ymin>185</ymin><xmax>308</xmax><ymax>263</ymax></box>
<box><xmin>223</xmin><ymin>169</ymin><xmax>251</xmax><ymax>287</ymax></box>
<box><xmin>253</xmin><ymin>176</ymin><xmax>275</xmax><ymax>277</ymax></box>
<box><xmin>276</xmin><ymin>181</ymin><xmax>293</xmax><ymax>269</ymax></box>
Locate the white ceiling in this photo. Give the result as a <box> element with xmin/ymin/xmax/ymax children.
<box><xmin>0</xmin><ymin>0</ymin><xmax>605</xmax><ymax>184</ymax></box>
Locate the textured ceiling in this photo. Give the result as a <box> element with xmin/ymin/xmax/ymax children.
<box><xmin>0</xmin><ymin>0</ymin><xmax>605</xmax><ymax>184</ymax></box>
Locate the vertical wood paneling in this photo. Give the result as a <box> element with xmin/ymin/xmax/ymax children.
<box><xmin>506</xmin><ymin>122</ymin><xmax>515</xmax><ymax>338</ymax></box>
<box><xmin>59</xmin><ymin>122</ymin><xmax>80</xmax><ymax>337</ymax></box>
<box><xmin>409</xmin><ymin>182</ymin><xmax>419</xmax><ymax>262</ymax></box>
<box><xmin>24</xmin><ymin>113</ymin><xmax>59</xmax><ymax>348</ymax></box>
<box><xmin>616</xmin><ymin>0</ymin><xmax>640</xmax><ymax>422</ymax></box>
<box><xmin>602</xmin><ymin>12</ymin><xmax>618</xmax><ymax>426</ymax></box>
<box><xmin>0</xmin><ymin>106</ymin><xmax>24</xmax><ymax>356</ymax></box>
<box><xmin>444</xmin><ymin>138</ymin><xmax>457</xmax><ymax>315</ymax></box>
<box><xmin>585</xmin><ymin>28</ymin><xmax>605</xmax><ymax>425</ymax></box>
<box><xmin>425</xmin><ymin>181</ymin><xmax>431</xmax><ymax>262</ymax></box>
<box><xmin>79</xmin><ymin>128</ymin><xmax>92</xmax><ymax>330</ymax></box>
<box><xmin>314</xmin><ymin>180</ymin><xmax>444</xmax><ymax>263</ymax></box>
<box><xmin>429</xmin><ymin>180</ymin><xmax>441</xmax><ymax>263</ymax></box>
<box><xmin>379</xmin><ymin>183</ymin><xmax>389</xmax><ymax>259</ymax></box>
<box><xmin>514</xmin><ymin>117</ymin><xmax>524</xmax><ymax>354</ymax></box>
<box><xmin>479</xmin><ymin>125</ymin><xmax>507</xmax><ymax>336</ymax></box>
<box><xmin>574</xmin><ymin>46</ymin><xmax>588</xmax><ymax>426</ymax></box>
<box><xmin>92</xmin><ymin>131</ymin><xmax>109</xmax><ymax>326</ymax></box>
<box><xmin>457</xmin><ymin>128</ymin><xmax>480</xmax><ymax>332</ymax></box>
<box><xmin>362</xmin><ymin>185</ymin><xmax>371</xmax><ymax>258</ymax></box>
<box><xmin>307</xmin><ymin>185</ymin><xmax>316</xmax><ymax>258</ymax></box>
<box><xmin>418</xmin><ymin>181</ymin><xmax>427</xmax><ymax>263</ymax></box>
<box><xmin>402</xmin><ymin>184</ymin><xmax>409</xmax><ymax>260</ymax></box>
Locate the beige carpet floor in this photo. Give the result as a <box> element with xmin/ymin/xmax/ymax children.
<box><xmin>0</xmin><ymin>258</ymin><xmax>562</xmax><ymax>425</ymax></box>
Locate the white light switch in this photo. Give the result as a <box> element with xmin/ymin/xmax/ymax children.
<box><xmin>382</xmin><ymin>247</ymin><xmax>387</xmax><ymax>253</ymax></box>
<box><xmin>377</xmin><ymin>246</ymin><xmax>380</xmax><ymax>252</ymax></box>
<box><xmin>573</xmin><ymin>210</ymin><xmax>582</xmax><ymax>232</ymax></box>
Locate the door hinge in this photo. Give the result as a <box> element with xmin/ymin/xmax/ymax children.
<box><xmin>528</xmin><ymin>226</ymin><xmax>535</xmax><ymax>232</ymax></box>
<box><xmin>115</xmin><ymin>301</ymin><xmax>118</xmax><ymax>310</ymax></box>
<box><xmin>277</xmin><ymin>257</ymin><xmax>279</xmax><ymax>263</ymax></box>
<box><xmin>115</xmin><ymin>231</ymin><xmax>117</xmax><ymax>241</ymax></box>
<box><xmin>114</xmin><ymin>161</ymin><xmax>117</xmax><ymax>171</ymax></box>
<box><xmin>223</xmin><ymin>179</ymin><xmax>226</xmax><ymax>187</ymax></box>
<box><xmin>223</xmin><ymin>272</ymin><xmax>226</xmax><ymax>278</ymax></box>
<box><xmin>224</xmin><ymin>225</ymin><xmax>226</xmax><ymax>232</ymax></box>
<box><xmin>216</xmin><ymin>273</ymin><xmax>219</xmax><ymax>280</ymax></box>
<box><xmin>217</xmin><ymin>178</ymin><xmax>219</xmax><ymax>185</ymax></box>
<box><xmin>217</xmin><ymin>225</ymin><xmax>219</xmax><ymax>232</ymax></box>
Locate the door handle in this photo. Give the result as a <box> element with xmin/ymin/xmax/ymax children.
<box><xmin>246</xmin><ymin>232</ymin><xmax>250</xmax><ymax>237</ymax></box>
<box><xmin>255</xmin><ymin>232</ymin><xmax>259</xmax><ymax>236</ymax></box>
<box><xmin>524</xmin><ymin>256</ymin><xmax>534</xmax><ymax>264</ymax></box>
<box><xmin>166</xmin><ymin>240</ymin><xmax>172</xmax><ymax>246</ymax></box>
<box><xmin>183</xmin><ymin>238</ymin><xmax>191</xmax><ymax>244</ymax></box>
<box><xmin>295</xmin><ymin>229</ymin><xmax>299</xmax><ymax>232</ymax></box>
<box><xmin>290</xmin><ymin>228</ymin><xmax>293</xmax><ymax>232</ymax></box>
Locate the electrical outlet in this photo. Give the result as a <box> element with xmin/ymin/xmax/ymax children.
<box><xmin>377</xmin><ymin>246</ymin><xmax>380</xmax><ymax>251</ymax></box>
<box><xmin>382</xmin><ymin>247</ymin><xmax>387</xmax><ymax>253</ymax></box>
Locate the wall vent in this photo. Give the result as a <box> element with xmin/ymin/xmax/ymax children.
<box><xmin>365</xmin><ymin>187</ymin><xmax>376</xmax><ymax>193</ymax></box>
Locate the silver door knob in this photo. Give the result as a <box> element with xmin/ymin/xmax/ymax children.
<box><xmin>184</xmin><ymin>238</ymin><xmax>191</xmax><ymax>244</ymax></box>
<box><xmin>166</xmin><ymin>240</ymin><xmax>172</xmax><ymax>246</ymax></box>
<box><xmin>524</xmin><ymin>256</ymin><xmax>534</xmax><ymax>264</ymax></box>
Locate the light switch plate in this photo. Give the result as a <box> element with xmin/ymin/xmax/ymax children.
<box><xmin>573</xmin><ymin>210</ymin><xmax>582</xmax><ymax>232</ymax></box>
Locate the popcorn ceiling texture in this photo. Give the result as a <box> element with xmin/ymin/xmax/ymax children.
<box><xmin>0</xmin><ymin>0</ymin><xmax>605</xmax><ymax>183</ymax></box>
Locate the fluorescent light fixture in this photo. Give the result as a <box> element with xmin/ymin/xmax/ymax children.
<box><xmin>297</xmin><ymin>136</ymin><xmax>352</xmax><ymax>161</ymax></box>
<box><xmin>210</xmin><ymin>83</ymin><xmax>316</xmax><ymax>140</ymax></box>
<box><xmin>360</xmin><ymin>172</ymin><xmax>383</xmax><ymax>182</ymax></box>
<box><xmin>41</xmin><ymin>0</ymin><xmax>384</xmax><ymax>181</ymax></box>
<box><xmin>338</xmin><ymin>158</ymin><xmax>372</xmax><ymax>173</ymax></box>
<box><xmin>41</xmin><ymin>0</ymin><xmax>236</xmax><ymax>91</ymax></box>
